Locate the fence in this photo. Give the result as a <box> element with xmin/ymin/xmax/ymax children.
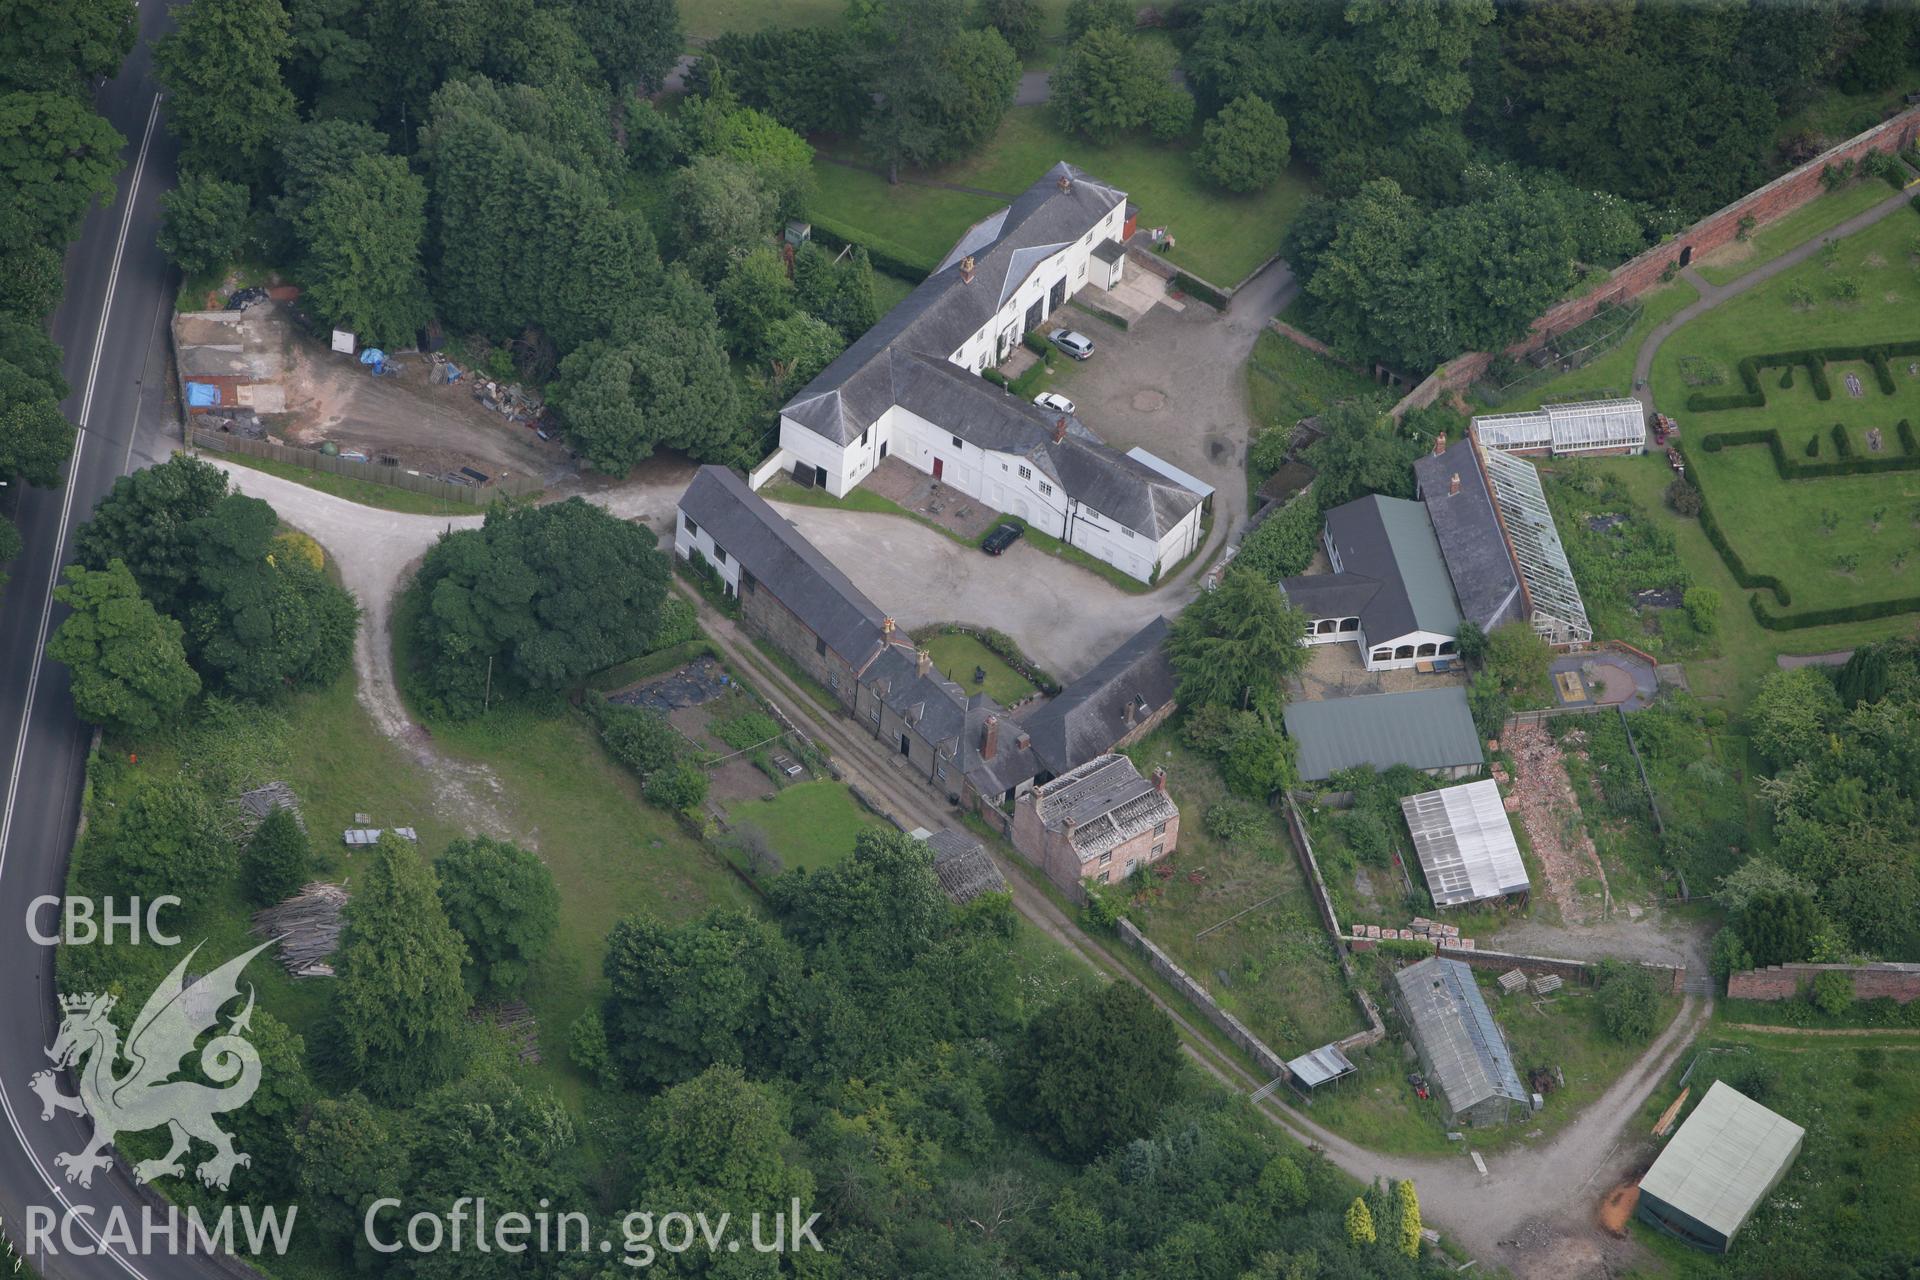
<box><xmin>1470</xmin><ymin>298</ymin><xmax>1642</xmax><ymax>406</ymax></box>
<box><xmin>191</xmin><ymin>429</ymin><xmax>541</xmax><ymax>505</ymax></box>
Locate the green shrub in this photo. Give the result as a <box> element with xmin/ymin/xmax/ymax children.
<box><xmin>1832</xmin><ymin>423</ymin><xmax>1853</xmax><ymax>457</ymax></box>
<box><xmin>1901</xmin><ymin>419</ymin><xmax>1918</xmax><ymax>454</ymax></box>
<box><xmin>1594</xmin><ymin>959</ymin><xmax>1661</xmax><ymax>1042</ymax></box>
<box><xmin>1806</xmin><ymin>433</ymin><xmax>1820</xmax><ymax>457</ymax></box>
<box><xmin>804</xmin><ymin>212</ymin><xmax>934</xmax><ymax>279</ymax></box>
<box><xmin>714</xmin><ymin>710</ymin><xmax>780</xmax><ymax>751</ymax></box>
<box><xmin>1022</xmin><ymin>329</ymin><xmax>1052</xmax><ymax>357</ymax></box>
<box><xmin>1203</xmin><ymin>799</ymin><xmax>1267</xmax><ymax>843</ymax></box>
<box><xmin>1811</xmin><ymin>969</ymin><xmax>1854</xmax><ymax>1017</ymax></box>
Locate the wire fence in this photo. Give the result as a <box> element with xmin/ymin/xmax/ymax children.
<box><xmin>191</xmin><ymin>428</ymin><xmax>541</xmax><ymax>505</ymax></box>
<box><xmin>1472</xmin><ymin>298</ymin><xmax>1644</xmax><ymax>406</ymax></box>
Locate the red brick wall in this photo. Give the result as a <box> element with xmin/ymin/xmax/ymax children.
<box><xmin>1727</xmin><ymin>963</ymin><xmax>1920</xmax><ymax>1004</ymax></box>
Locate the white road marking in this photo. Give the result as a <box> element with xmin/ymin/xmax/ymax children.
<box><xmin>0</xmin><ymin>91</ymin><xmax>167</xmax><ymax>1280</ymax></box>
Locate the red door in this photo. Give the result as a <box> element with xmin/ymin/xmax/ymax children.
<box><xmin>932</xmin><ymin>457</ymin><xmax>944</xmax><ymax>481</ymax></box>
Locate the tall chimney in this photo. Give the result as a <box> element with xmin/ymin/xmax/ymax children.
<box><xmin>1054</xmin><ymin>416</ymin><xmax>1068</xmax><ymax>443</ymax></box>
<box><xmin>1433</xmin><ymin>432</ymin><xmax>1447</xmax><ymax>456</ymax></box>
<box><xmin>960</xmin><ymin>255</ymin><xmax>975</xmax><ymax>284</ymax></box>
<box><xmin>1153</xmin><ymin>766</ymin><xmax>1168</xmax><ymax>794</ymax></box>
<box><xmin>916</xmin><ymin>648</ymin><xmax>931</xmax><ymax>677</ymax></box>
<box><xmin>1448</xmin><ymin>472</ymin><xmax>1461</xmax><ymax>497</ymax></box>
<box><xmin>982</xmin><ymin>714</ymin><xmax>999</xmax><ymax>761</ymax></box>
<box><xmin>1123</xmin><ymin>697</ymin><xmax>1138</xmax><ymax>729</ymax></box>
<box><xmin>882</xmin><ymin>616</ymin><xmax>895</xmax><ymax>637</ymax></box>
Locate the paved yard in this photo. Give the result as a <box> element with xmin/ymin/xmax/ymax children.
<box><xmin>773</xmin><ymin>502</ymin><xmax>1176</xmax><ymax>681</ymax></box>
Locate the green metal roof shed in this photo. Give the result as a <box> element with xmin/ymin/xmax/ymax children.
<box><xmin>1282</xmin><ymin>688</ymin><xmax>1484</xmax><ymax>782</ymax></box>
<box><xmin>1637</xmin><ymin>1080</ymin><xmax>1805</xmax><ymax>1253</ymax></box>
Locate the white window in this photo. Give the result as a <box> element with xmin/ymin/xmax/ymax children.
<box><xmin>1018</xmin><ymin>465</ymin><xmax>1032</xmax><ymax>480</ymax></box>
<box><xmin>1039</xmin><ymin>482</ymin><xmax>1053</xmax><ymax>496</ymax></box>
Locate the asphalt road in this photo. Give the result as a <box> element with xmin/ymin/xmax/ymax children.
<box><xmin>0</xmin><ymin>3</ymin><xmax>195</xmax><ymax>1276</ymax></box>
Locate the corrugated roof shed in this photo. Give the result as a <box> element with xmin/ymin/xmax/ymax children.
<box><xmin>1639</xmin><ymin>1081</ymin><xmax>1805</xmax><ymax>1248</ymax></box>
<box><xmin>1392</xmin><ymin>956</ymin><xmax>1528</xmax><ymax>1120</ymax></box>
<box><xmin>1282</xmin><ymin>688</ymin><xmax>1484</xmax><ymax>782</ymax></box>
<box><xmin>1286</xmin><ymin>1043</ymin><xmax>1356</xmax><ymax>1088</ymax></box>
<box><xmin>1401</xmin><ymin>780</ymin><xmax>1529</xmax><ymax>907</ymax></box>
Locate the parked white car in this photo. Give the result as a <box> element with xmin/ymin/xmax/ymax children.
<box><xmin>1033</xmin><ymin>391</ymin><xmax>1076</xmax><ymax>416</ymax></box>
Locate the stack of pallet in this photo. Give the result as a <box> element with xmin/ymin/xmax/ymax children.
<box><xmin>1531</xmin><ymin>974</ymin><xmax>1564</xmax><ymax>995</ymax></box>
<box><xmin>1498</xmin><ymin>969</ymin><xmax>1530</xmax><ymax>995</ymax></box>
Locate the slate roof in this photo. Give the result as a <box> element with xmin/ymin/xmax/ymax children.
<box><xmin>926</xmin><ymin>830</ymin><xmax>1007</xmax><ymax>904</ymax></box>
<box><xmin>1414</xmin><ymin>447</ymin><xmax>1523</xmax><ymax>633</ymax></box>
<box><xmin>1393</xmin><ymin>956</ymin><xmax>1529</xmax><ymax>1118</ymax></box>
<box><xmin>1282</xmin><ymin>688</ymin><xmax>1484</xmax><ymax>782</ymax></box>
<box><xmin>1278</xmin><ymin>573</ymin><xmax>1384</xmax><ymax>622</ymax></box>
<box><xmin>864</xmin><ymin>646</ymin><xmax>971</xmax><ymax>750</ymax></box>
<box><xmin>678</xmin><ymin>466</ymin><xmax>889</xmax><ymax>664</ymax></box>
<box><xmin>1290</xmin><ymin>496</ymin><xmax>1460</xmax><ymax>642</ymax></box>
<box><xmin>1639</xmin><ymin>1081</ymin><xmax>1804</xmax><ymax>1245</ymax></box>
<box><xmin>1033</xmin><ymin>754</ymin><xmax>1177</xmax><ymax>861</ymax></box>
<box><xmin>1019</xmin><ymin>617</ymin><xmax>1174</xmax><ymax>776</ymax></box>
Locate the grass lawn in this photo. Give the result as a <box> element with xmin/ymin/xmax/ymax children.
<box><xmin>871</xmin><ymin>268</ymin><xmax>918</xmax><ymax>314</ymax></box>
<box><xmin>1631</xmin><ymin>1025</ymin><xmax>1920</xmax><ymax>1276</ymax></box>
<box><xmin>1118</xmin><ymin>730</ymin><xmax>1367</xmax><ymax>1058</ymax></box>
<box><xmin>727</xmin><ymin>780</ymin><xmax>884</xmax><ymax>872</ymax></box>
<box><xmin>1571</xmin><ymin>455</ymin><xmax>1915</xmax><ymax>707</ymax></box>
<box><xmin>212</xmin><ymin>448</ymin><xmax>504</xmax><ymax>516</ymax></box>
<box><xmin>1245</xmin><ymin>329</ymin><xmax>1389</xmax><ymax>432</ymax></box>
<box><xmin>1693</xmin><ymin>179</ymin><xmax>1901</xmax><ymax>285</ymax></box>
<box><xmin>812</xmin><ymin>106</ymin><xmax>1316</xmax><ymax>288</ymax></box>
<box><xmin>1304</xmin><ymin>955</ymin><xmax>1680</xmax><ymax>1156</ymax></box>
<box><xmin>923</xmin><ymin>630</ymin><xmax>1040</xmax><ymax>704</ymax></box>
<box><xmin>1655</xmin><ymin>211</ymin><xmax>1920</xmax><ymax>621</ymax></box>
<box><xmin>1492</xmin><ymin>280</ymin><xmax>1699</xmax><ymax>413</ymax></box>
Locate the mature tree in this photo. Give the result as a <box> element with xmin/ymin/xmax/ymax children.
<box><xmin>1304</xmin><ymin>400</ymin><xmax>1426</xmax><ymax>507</ymax></box>
<box><xmin>0</xmin><ymin>241</ymin><xmax>62</xmax><ymax>318</ymax></box>
<box><xmin>630</xmin><ymin>1065</ymin><xmax>815</xmax><ymax>1226</ymax></box>
<box><xmin>1344</xmin><ymin>0</ymin><xmax>1492</xmax><ymax>116</ymax></box>
<box><xmin>1593</xmin><ymin>959</ymin><xmax>1660</xmax><ymax>1042</ymax></box>
<box><xmin>409</xmin><ymin>498</ymin><xmax>672</xmax><ymax>717</ymax></box>
<box><xmin>47</xmin><ymin>560</ymin><xmax>201</xmax><ymax>738</ymax></box>
<box><xmin>295</xmin><ymin>153</ymin><xmax>431</xmax><ymax>350</ymax></box>
<box><xmin>858</xmin><ymin>1</ymin><xmax>1019</xmax><ymax>181</ymax></box>
<box><xmin>0</xmin><ymin>0</ymin><xmax>136</xmax><ymax>91</ymax></box>
<box><xmin>710</xmin><ymin>106</ymin><xmax>815</xmax><ymax>221</ymax></box>
<box><xmin>549</xmin><ymin>312</ymin><xmax>743</xmax><ymax>474</ymax></box>
<box><xmin>1166</xmin><ymin>566</ymin><xmax>1309</xmax><ymax>715</ymax></box>
<box><xmin>1395</xmin><ymin>1179</ymin><xmax>1422</xmax><ymax>1257</ymax></box>
<box><xmin>291</xmin><ymin>1093</ymin><xmax>410</xmax><ymax>1248</ymax></box>
<box><xmin>73</xmin><ymin>454</ymin><xmax>230</xmax><ymax>617</ymax></box>
<box><xmin>976</xmin><ymin>0</ymin><xmax>1043</xmax><ymax>56</ymax></box>
<box><xmin>1050</xmin><ymin>26</ymin><xmax>1188</xmax><ymax>143</ymax></box>
<box><xmin>1064</xmin><ymin>0</ymin><xmax>1132</xmax><ymax>40</ymax></box>
<box><xmin>769</xmin><ymin>827</ymin><xmax>950</xmax><ymax>989</ymax></box>
<box><xmin>0</xmin><ymin>367</ymin><xmax>75</xmax><ymax>489</ymax></box>
<box><xmin>154</xmin><ymin>0</ymin><xmax>299</xmax><ymax>189</ymax></box>
<box><xmin>221</xmin><ymin>1008</ymin><xmax>314</xmax><ymax>1197</ymax></box>
<box><xmin>271</xmin><ymin>117</ymin><xmax>387</xmax><ymax>237</ymax></box>
<box><xmin>100</xmin><ymin>779</ymin><xmax>233</xmax><ymax>902</ymax></box>
<box><xmin>1749</xmin><ymin>666</ymin><xmax>1841</xmax><ymax>767</ymax></box>
<box><xmin>0</xmin><ymin>316</ymin><xmax>65</xmax><ymax>400</ymax></box>
<box><xmin>1736</xmin><ymin>889</ymin><xmax>1819</xmax><ymax>968</ymax></box>
<box><xmin>1010</xmin><ymin>982</ymin><xmax>1179</xmax><ymax>1162</ymax></box>
<box><xmin>690</xmin><ymin>28</ymin><xmax>868</xmax><ymax>137</ymax></box>
<box><xmin>0</xmin><ymin>91</ymin><xmax>124</xmax><ymax>246</ymax></box>
<box><xmin>333</xmin><ymin>834</ymin><xmax>471</xmax><ymax>1103</ymax></box>
<box><xmin>186</xmin><ymin>494</ymin><xmax>360</xmax><ymax>699</ymax></box>
<box><xmin>792</xmin><ymin>242</ymin><xmax>879</xmax><ymax>343</ymax></box>
<box><xmin>643</xmin><ymin>759</ymin><xmax>710</xmax><ymax>812</ymax></box>
<box><xmin>1211</xmin><ymin>709</ymin><xmax>1298</xmax><ymax>800</ymax></box>
<box><xmin>157</xmin><ymin>171</ymin><xmax>252</xmax><ymax>279</ymax></box>
<box><xmin>434</xmin><ymin>836</ymin><xmax>559</xmax><ymax>999</ymax></box>
<box><xmin>716</xmin><ymin>242</ymin><xmax>796</xmax><ymax>363</ymax></box>
<box><xmin>664</xmin><ymin>153</ymin><xmax>781</xmax><ymax>284</ymax></box>
<box><xmin>243</xmin><ymin>804</ymin><xmax>311</xmax><ymax>905</ymax></box>
<box><xmin>1345</xmin><ymin>1196</ymin><xmax>1376</xmax><ymax>1246</ymax></box>
<box><xmin>765</xmin><ymin>312</ymin><xmax>846</xmax><ymax>394</ymax></box>
<box><xmin>1197</xmin><ymin>95</ymin><xmax>1291</xmax><ymax>193</ymax></box>
<box><xmin>0</xmin><ymin>515</ymin><xmax>20</xmax><ymax>596</ymax></box>
<box><xmin>568</xmin><ymin>0</ymin><xmax>680</xmax><ymax>93</ymax></box>
<box><xmin>601</xmin><ymin>909</ymin><xmax>794</xmax><ymax>1089</ymax></box>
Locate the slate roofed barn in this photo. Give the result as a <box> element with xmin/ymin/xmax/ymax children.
<box><xmin>1400</xmin><ymin>780</ymin><xmax>1529</xmax><ymax>909</ymax></box>
<box><xmin>1637</xmin><ymin>1081</ymin><xmax>1805</xmax><ymax>1253</ymax></box>
<box><xmin>1391</xmin><ymin>956</ymin><xmax>1530</xmax><ymax>1127</ymax></box>
<box><xmin>1282</xmin><ymin>687</ymin><xmax>1484</xmax><ymax>782</ymax></box>
<box><xmin>923</xmin><ymin>829</ymin><xmax>1008</xmax><ymax>905</ymax></box>
<box><xmin>1018</xmin><ymin>616</ymin><xmax>1175</xmax><ymax>778</ymax></box>
<box><xmin>1412</xmin><ymin>435</ymin><xmax>1525</xmax><ymax>635</ymax></box>
<box><xmin>766</xmin><ymin>163</ymin><xmax>1204</xmax><ymax>583</ymax></box>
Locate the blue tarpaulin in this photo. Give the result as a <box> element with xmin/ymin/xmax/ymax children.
<box><xmin>358</xmin><ymin>348</ymin><xmax>387</xmax><ymax>366</ymax></box>
<box><xmin>186</xmin><ymin>382</ymin><xmax>220</xmax><ymax>407</ymax></box>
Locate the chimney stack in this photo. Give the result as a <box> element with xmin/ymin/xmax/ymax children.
<box><xmin>960</xmin><ymin>255</ymin><xmax>975</xmax><ymax>284</ymax></box>
<box><xmin>1058</xmin><ymin>173</ymin><xmax>1072</xmax><ymax>194</ymax></box>
<box><xmin>882</xmin><ymin>616</ymin><xmax>895</xmax><ymax>637</ymax></box>
<box><xmin>1448</xmin><ymin>472</ymin><xmax>1461</xmax><ymax>497</ymax></box>
<box><xmin>1015</xmin><ymin>731</ymin><xmax>1031</xmax><ymax>751</ymax></box>
<box><xmin>916</xmin><ymin>648</ymin><xmax>931</xmax><ymax>677</ymax></box>
<box><xmin>1123</xmin><ymin>697</ymin><xmax>1138</xmax><ymax>729</ymax></box>
<box><xmin>1054</xmin><ymin>416</ymin><xmax>1068</xmax><ymax>443</ymax></box>
<box><xmin>1433</xmin><ymin>432</ymin><xmax>1447</xmax><ymax>456</ymax></box>
<box><xmin>982</xmin><ymin>714</ymin><xmax>999</xmax><ymax>761</ymax></box>
<box><xmin>1153</xmin><ymin>766</ymin><xmax>1168</xmax><ymax>795</ymax></box>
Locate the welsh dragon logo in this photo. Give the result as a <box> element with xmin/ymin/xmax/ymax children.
<box><xmin>30</xmin><ymin>940</ymin><xmax>273</xmax><ymax>1190</ymax></box>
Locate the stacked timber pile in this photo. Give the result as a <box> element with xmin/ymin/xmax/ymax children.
<box><xmin>251</xmin><ymin>882</ymin><xmax>348</xmax><ymax>977</ymax></box>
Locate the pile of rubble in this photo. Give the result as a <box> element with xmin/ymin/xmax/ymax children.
<box><xmin>1503</xmin><ymin>721</ymin><xmax>1609</xmax><ymax>922</ymax></box>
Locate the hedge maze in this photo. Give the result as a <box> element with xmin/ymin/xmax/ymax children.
<box><xmin>1684</xmin><ymin>338</ymin><xmax>1920</xmax><ymax>630</ymax></box>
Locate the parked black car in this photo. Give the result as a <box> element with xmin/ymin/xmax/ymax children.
<box><xmin>981</xmin><ymin>522</ymin><xmax>1024</xmax><ymax>555</ymax></box>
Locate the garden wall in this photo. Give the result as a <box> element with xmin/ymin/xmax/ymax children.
<box><xmin>1116</xmin><ymin>917</ymin><xmax>1293</xmax><ymax>1082</ymax></box>
<box><xmin>1390</xmin><ymin>105</ymin><xmax>1920</xmax><ymax>419</ymax></box>
<box><xmin>1728</xmin><ymin>961</ymin><xmax>1920</xmax><ymax>1004</ymax></box>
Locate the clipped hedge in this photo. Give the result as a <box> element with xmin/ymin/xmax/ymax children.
<box><xmin>1022</xmin><ymin>329</ymin><xmax>1053</xmax><ymax>357</ymax></box>
<box><xmin>1751</xmin><ymin>591</ymin><xmax>1920</xmax><ymax>630</ymax></box>
<box><xmin>1678</xmin><ymin>439</ymin><xmax>1791</xmax><ymax>607</ymax></box>
<box><xmin>1697</xmin><ymin>421</ymin><xmax>1918</xmax><ymax>480</ymax></box>
<box><xmin>1172</xmin><ymin>272</ymin><xmax>1229</xmax><ymax>309</ymax></box>
<box><xmin>804</xmin><ymin>212</ymin><xmax>937</xmax><ymax>281</ymax></box>
<box><xmin>1684</xmin><ymin>340</ymin><xmax>1920</xmax><ymax>413</ymax></box>
<box><xmin>1008</xmin><ymin>361</ymin><xmax>1049</xmax><ymax>399</ymax></box>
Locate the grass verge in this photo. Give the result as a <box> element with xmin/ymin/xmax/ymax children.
<box><xmin>212</xmin><ymin>447</ymin><xmax>505</xmax><ymax>516</ymax></box>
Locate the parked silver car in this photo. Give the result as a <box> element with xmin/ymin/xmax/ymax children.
<box><xmin>1047</xmin><ymin>328</ymin><xmax>1094</xmax><ymax>360</ymax></box>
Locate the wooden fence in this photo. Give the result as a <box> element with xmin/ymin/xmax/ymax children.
<box><xmin>191</xmin><ymin>429</ymin><xmax>541</xmax><ymax>505</ymax></box>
